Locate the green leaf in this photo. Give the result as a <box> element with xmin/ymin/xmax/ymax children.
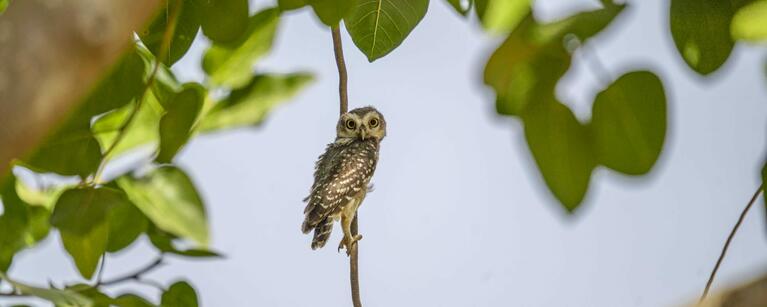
<box><xmin>161</xmin><ymin>281</ymin><xmax>198</xmax><ymax>307</ymax></box>
<box><xmin>141</xmin><ymin>0</ymin><xmax>201</xmax><ymax>65</ymax></box>
<box><xmin>670</xmin><ymin>0</ymin><xmax>735</xmax><ymax>75</ymax></box>
<box><xmin>308</xmin><ymin>0</ymin><xmax>356</xmax><ymax>26</ymax></box>
<box><xmin>67</xmin><ymin>285</ymin><xmax>113</xmax><ymax>307</ymax></box>
<box><xmin>157</xmin><ymin>83</ymin><xmax>206</xmax><ymax>163</ymax></box>
<box><xmin>118</xmin><ymin>166</ymin><xmax>209</xmax><ymax>246</ymax></box>
<box><xmin>590</xmin><ymin>71</ymin><xmax>667</xmax><ymax>175</ymax></box>
<box><xmin>199</xmin><ymin>0</ymin><xmax>250</xmax><ymax>45</ymax></box>
<box><xmin>731</xmin><ymin>0</ymin><xmax>767</xmax><ymax>42</ymax></box>
<box><xmin>278</xmin><ymin>0</ymin><xmax>308</xmax><ymax>10</ymax></box>
<box><xmin>92</xmin><ymin>92</ymin><xmax>165</xmax><ymax>158</ymax></box>
<box><xmin>200</xmin><ymin>73</ymin><xmax>314</xmax><ymax>132</ymax></box>
<box><xmin>0</xmin><ymin>0</ymin><xmax>9</xmax><ymax>15</ymax></box>
<box><xmin>202</xmin><ymin>8</ymin><xmax>280</xmax><ymax>88</ymax></box>
<box><xmin>24</xmin><ymin>122</ymin><xmax>102</xmax><ymax>178</ymax></box>
<box><xmin>113</xmin><ymin>294</ymin><xmax>155</xmax><ymax>307</ymax></box>
<box><xmin>51</xmin><ymin>187</ymin><xmax>128</xmax><ymax>279</ymax></box>
<box><xmin>147</xmin><ymin>225</ymin><xmax>221</xmax><ymax>257</ymax></box>
<box><xmin>475</xmin><ymin>0</ymin><xmax>530</xmax><ymax>33</ymax></box>
<box><xmin>344</xmin><ymin>0</ymin><xmax>429</xmax><ymax>61</ymax></box>
<box><xmin>523</xmin><ymin>99</ymin><xmax>595</xmax><ymax>211</ymax></box>
<box><xmin>484</xmin><ymin>4</ymin><xmax>625</xmax><ymax>116</ymax></box>
<box><xmin>0</xmin><ymin>176</ymin><xmax>50</xmax><ymax>271</ymax></box>
<box><xmin>14</xmin><ymin>180</ymin><xmax>66</xmax><ymax>211</ymax></box>
<box><xmin>446</xmin><ymin>0</ymin><xmax>472</xmax><ymax>16</ymax></box>
<box><xmin>106</xmin><ymin>195</ymin><xmax>148</xmax><ymax>253</ymax></box>
<box><xmin>0</xmin><ymin>272</ymin><xmax>93</xmax><ymax>307</ymax></box>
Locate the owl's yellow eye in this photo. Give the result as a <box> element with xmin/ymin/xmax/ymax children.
<box><xmin>345</xmin><ymin>119</ymin><xmax>356</xmax><ymax>130</ymax></box>
<box><xmin>369</xmin><ymin>118</ymin><xmax>379</xmax><ymax>128</ymax></box>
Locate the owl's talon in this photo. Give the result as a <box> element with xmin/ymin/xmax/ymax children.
<box><xmin>338</xmin><ymin>235</ymin><xmax>363</xmax><ymax>256</ymax></box>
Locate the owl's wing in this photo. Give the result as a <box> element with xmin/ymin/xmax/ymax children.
<box><xmin>302</xmin><ymin>141</ymin><xmax>378</xmax><ymax>233</ymax></box>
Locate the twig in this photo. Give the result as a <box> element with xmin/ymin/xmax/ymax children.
<box><xmin>97</xmin><ymin>256</ymin><xmax>165</xmax><ymax>287</ymax></box>
<box><xmin>91</xmin><ymin>0</ymin><xmax>182</xmax><ymax>184</ymax></box>
<box><xmin>699</xmin><ymin>185</ymin><xmax>764</xmax><ymax>302</ymax></box>
<box><xmin>331</xmin><ymin>25</ymin><xmax>362</xmax><ymax>307</ymax></box>
<box><xmin>95</xmin><ymin>253</ymin><xmax>107</xmax><ymax>285</ymax></box>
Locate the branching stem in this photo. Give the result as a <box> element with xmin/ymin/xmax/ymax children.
<box><xmin>699</xmin><ymin>185</ymin><xmax>764</xmax><ymax>302</ymax></box>
<box><xmin>97</xmin><ymin>256</ymin><xmax>165</xmax><ymax>287</ymax></box>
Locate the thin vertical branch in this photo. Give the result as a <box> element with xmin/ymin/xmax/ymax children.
<box><xmin>331</xmin><ymin>25</ymin><xmax>362</xmax><ymax>307</ymax></box>
<box><xmin>699</xmin><ymin>185</ymin><xmax>764</xmax><ymax>302</ymax></box>
<box><xmin>332</xmin><ymin>26</ymin><xmax>348</xmax><ymax>115</ymax></box>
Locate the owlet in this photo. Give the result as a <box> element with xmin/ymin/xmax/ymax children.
<box><xmin>301</xmin><ymin>106</ymin><xmax>386</xmax><ymax>254</ymax></box>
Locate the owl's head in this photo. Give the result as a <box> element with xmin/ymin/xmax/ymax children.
<box><xmin>336</xmin><ymin>106</ymin><xmax>386</xmax><ymax>141</ymax></box>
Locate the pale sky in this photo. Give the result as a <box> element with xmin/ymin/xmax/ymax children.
<box><xmin>6</xmin><ymin>0</ymin><xmax>767</xmax><ymax>306</ymax></box>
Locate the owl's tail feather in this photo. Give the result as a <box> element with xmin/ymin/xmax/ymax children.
<box><xmin>311</xmin><ymin>218</ymin><xmax>334</xmax><ymax>250</ymax></box>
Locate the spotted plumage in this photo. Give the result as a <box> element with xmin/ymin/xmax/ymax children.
<box><xmin>302</xmin><ymin>106</ymin><xmax>386</xmax><ymax>253</ymax></box>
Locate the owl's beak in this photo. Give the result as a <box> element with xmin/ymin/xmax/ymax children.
<box><xmin>360</xmin><ymin>128</ymin><xmax>368</xmax><ymax>140</ymax></box>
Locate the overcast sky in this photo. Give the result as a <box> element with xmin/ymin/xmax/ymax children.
<box><xmin>7</xmin><ymin>0</ymin><xmax>767</xmax><ymax>306</ymax></box>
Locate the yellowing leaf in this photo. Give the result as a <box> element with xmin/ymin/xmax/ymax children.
<box><xmin>731</xmin><ymin>0</ymin><xmax>767</xmax><ymax>42</ymax></box>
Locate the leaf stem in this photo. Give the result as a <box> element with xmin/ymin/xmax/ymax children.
<box><xmin>699</xmin><ymin>184</ymin><xmax>764</xmax><ymax>302</ymax></box>
<box><xmin>91</xmin><ymin>0</ymin><xmax>181</xmax><ymax>184</ymax></box>
<box><xmin>332</xmin><ymin>25</ymin><xmax>362</xmax><ymax>307</ymax></box>
<box><xmin>97</xmin><ymin>256</ymin><xmax>165</xmax><ymax>287</ymax></box>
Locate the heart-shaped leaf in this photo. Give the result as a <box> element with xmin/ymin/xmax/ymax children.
<box><xmin>344</xmin><ymin>0</ymin><xmax>429</xmax><ymax>61</ymax></box>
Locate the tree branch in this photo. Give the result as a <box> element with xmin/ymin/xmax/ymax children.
<box><xmin>92</xmin><ymin>0</ymin><xmax>182</xmax><ymax>183</ymax></box>
<box><xmin>700</xmin><ymin>185</ymin><xmax>764</xmax><ymax>302</ymax></box>
<box><xmin>331</xmin><ymin>25</ymin><xmax>362</xmax><ymax>307</ymax></box>
<box><xmin>97</xmin><ymin>256</ymin><xmax>165</xmax><ymax>287</ymax></box>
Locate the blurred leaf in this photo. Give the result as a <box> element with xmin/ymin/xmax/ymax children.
<box><xmin>0</xmin><ymin>176</ymin><xmax>50</xmax><ymax>271</ymax></box>
<box><xmin>68</xmin><ymin>285</ymin><xmax>113</xmax><ymax>307</ymax></box>
<box><xmin>670</xmin><ymin>0</ymin><xmax>735</xmax><ymax>75</ymax></box>
<box><xmin>0</xmin><ymin>272</ymin><xmax>92</xmax><ymax>307</ymax></box>
<box><xmin>308</xmin><ymin>0</ymin><xmax>356</xmax><ymax>26</ymax></box>
<box><xmin>141</xmin><ymin>0</ymin><xmax>201</xmax><ymax>65</ymax></box>
<box><xmin>157</xmin><ymin>83</ymin><xmax>206</xmax><ymax>163</ymax></box>
<box><xmin>485</xmin><ymin>4</ymin><xmax>625</xmax><ymax>116</ymax></box>
<box><xmin>147</xmin><ymin>225</ymin><xmax>221</xmax><ymax>257</ymax></box>
<box><xmin>113</xmin><ymin>294</ymin><xmax>155</xmax><ymax>307</ymax></box>
<box><xmin>590</xmin><ymin>71</ymin><xmax>667</xmax><ymax>175</ymax></box>
<box><xmin>200</xmin><ymin>73</ymin><xmax>314</xmax><ymax>132</ymax></box>
<box><xmin>92</xmin><ymin>92</ymin><xmax>165</xmax><ymax>157</ymax></box>
<box><xmin>731</xmin><ymin>0</ymin><xmax>767</xmax><ymax>42</ymax></box>
<box><xmin>51</xmin><ymin>187</ymin><xmax>128</xmax><ymax>279</ymax></box>
<box><xmin>118</xmin><ymin>166</ymin><xmax>209</xmax><ymax>246</ymax></box>
<box><xmin>106</xmin><ymin>195</ymin><xmax>149</xmax><ymax>253</ymax></box>
<box><xmin>203</xmin><ymin>9</ymin><xmax>279</xmax><ymax>88</ymax></box>
<box><xmin>345</xmin><ymin>0</ymin><xmax>429</xmax><ymax>61</ymax></box>
<box><xmin>475</xmin><ymin>0</ymin><xmax>530</xmax><ymax>33</ymax></box>
<box><xmin>161</xmin><ymin>281</ymin><xmax>198</xmax><ymax>307</ymax></box>
<box><xmin>523</xmin><ymin>99</ymin><xmax>595</xmax><ymax>211</ymax></box>
<box><xmin>446</xmin><ymin>0</ymin><xmax>472</xmax><ymax>16</ymax></box>
<box><xmin>0</xmin><ymin>0</ymin><xmax>8</xmax><ymax>14</ymax></box>
<box><xmin>199</xmin><ymin>0</ymin><xmax>250</xmax><ymax>45</ymax></box>
<box><xmin>24</xmin><ymin>122</ymin><xmax>102</xmax><ymax>178</ymax></box>
<box><xmin>135</xmin><ymin>44</ymin><xmax>184</xmax><ymax>104</ymax></box>
<box><xmin>278</xmin><ymin>0</ymin><xmax>307</xmax><ymax>10</ymax></box>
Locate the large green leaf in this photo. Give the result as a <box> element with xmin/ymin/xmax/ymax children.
<box><xmin>484</xmin><ymin>4</ymin><xmax>625</xmax><ymax>116</ymax></box>
<box><xmin>475</xmin><ymin>0</ymin><xmax>530</xmax><ymax>33</ymax></box>
<box><xmin>147</xmin><ymin>225</ymin><xmax>221</xmax><ymax>257</ymax></box>
<box><xmin>590</xmin><ymin>71</ymin><xmax>667</xmax><ymax>175</ymax></box>
<box><xmin>670</xmin><ymin>0</ymin><xmax>735</xmax><ymax>75</ymax></box>
<box><xmin>200</xmin><ymin>73</ymin><xmax>314</xmax><ymax>132</ymax></box>
<box><xmin>141</xmin><ymin>0</ymin><xmax>201</xmax><ymax>65</ymax></box>
<box><xmin>199</xmin><ymin>0</ymin><xmax>250</xmax><ymax>45</ymax></box>
<box><xmin>0</xmin><ymin>272</ymin><xmax>92</xmax><ymax>307</ymax></box>
<box><xmin>51</xmin><ymin>187</ymin><xmax>127</xmax><ymax>278</ymax></box>
<box><xmin>117</xmin><ymin>166</ymin><xmax>209</xmax><ymax>246</ymax></box>
<box><xmin>161</xmin><ymin>281</ymin><xmax>198</xmax><ymax>307</ymax></box>
<box><xmin>24</xmin><ymin>122</ymin><xmax>102</xmax><ymax>178</ymax></box>
<box><xmin>731</xmin><ymin>0</ymin><xmax>767</xmax><ymax>42</ymax></box>
<box><xmin>446</xmin><ymin>0</ymin><xmax>472</xmax><ymax>16</ymax></box>
<box><xmin>344</xmin><ymin>0</ymin><xmax>429</xmax><ymax>61</ymax></box>
<box><xmin>157</xmin><ymin>83</ymin><xmax>205</xmax><ymax>163</ymax></box>
<box><xmin>309</xmin><ymin>0</ymin><xmax>356</xmax><ymax>26</ymax></box>
<box><xmin>523</xmin><ymin>99</ymin><xmax>595</xmax><ymax>211</ymax></box>
<box><xmin>203</xmin><ymin>8</ymin><xmax>279</xmax><ymax>88</ymax></box>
